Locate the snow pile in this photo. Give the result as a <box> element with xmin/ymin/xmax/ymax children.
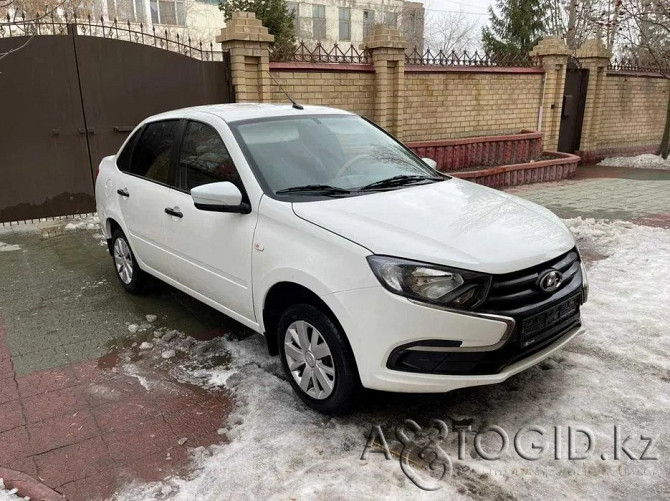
<box><xmin>64</xmin><ymin>215</ymin><xmax>101</xmax><ymax>231</ymax></box>
<box><xmin>598</xmin><ymin>153</ymin><xmax>670</xmax><ymax>170</ymax></box>
<box><xmin>115</xmin><ymin>218</ymin><xmax>670</xmax><ymax>500</ymax></box>
<box><xmin>0</xmin><ymin>242</ymin><xmax>20</xmax><ymax>252</ymax></box>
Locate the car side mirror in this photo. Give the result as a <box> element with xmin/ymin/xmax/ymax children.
<box><xmin>191</xmin><ymin>182</ymin><xmax>251</xmax><ymax>214</ymax></box>
<box><xmin>422</xmin><ymin>157</ymin><xmax>438</xmax><ymax>170</ymax></box>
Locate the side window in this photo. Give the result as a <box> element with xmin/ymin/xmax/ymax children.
<box><xmin>116</xmin><ymin>128</ymin><xmax>142</xmax><ymax>173</ymax></box>
<box><xmin>128</xmin><ymin>120</ymin><xmax>179</xmax><ymax>184</ymax></box>
<box><xmin>178</xmin><ymin>121</ymin><xmax>243</xmax><ymax>192</ymax></box>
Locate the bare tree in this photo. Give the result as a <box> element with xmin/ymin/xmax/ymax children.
<box><xmin>617</xmin><ymin>0</ymin><xmax>670</xmax><ymax>158</ymax></box>
<box><xmin>425</xmin><ymin>10</ymin><xmax>479</xmax><ymax>54</ymax></box>
<box><xmin>544</xmin><ymin>0</ymin><xmax>625</xmax><ymax>50</ymax></box>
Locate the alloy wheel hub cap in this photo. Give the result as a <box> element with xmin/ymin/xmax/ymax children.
<box><xmin>283</xmin><ymin>320</ymin><xmax>336</xmax><ymax>400</ymax></box>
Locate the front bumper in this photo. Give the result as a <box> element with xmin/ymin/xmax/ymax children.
<box><xmin>324</xmin><ymin>279</ymin><xmax>584</xmax><ymax>393</ymax></box>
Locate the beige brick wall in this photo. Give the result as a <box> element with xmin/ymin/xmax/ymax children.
<box><xmin>402</xmin><ymin>71</ymin><xmax>544</xmax><ymax>142</ymax></box>
<box><xmin>269</xmin><ymin>70</ymin><xmax>376</xmax><ymax>118</ymax></box>
<box><xmin>597</xmin><ymin>74</ymin><xmax>670</xmax><ymax>150</ymax></box>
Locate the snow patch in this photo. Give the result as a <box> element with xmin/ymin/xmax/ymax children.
<box><xmin>598</xmin><ymin>153</ymin><xmax>670</xmax><ymax>170</ymax></box>
<box><xmin>115</xmin><ymin>218</ymin><xmax>670</xmax><ymax>500</ymax></box>
<box><xmin>0</xmin><ymin>242</ymin><xmax>21</xmax><ymax>252</ymax></box>
<box><xmin>121</xmin><ymin>364</ymin><xmax>154</xmax><ymax>391</ymax></box>
<box><xmin>64</xmin><ymin>215</ymin><xmax>101</xmax><ymax>231</ymax></box>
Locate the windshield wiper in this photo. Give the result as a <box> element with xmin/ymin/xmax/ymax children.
<box><xmin>357</xmin><ymin>175</ymin><xmax>443</xmax><ymax>191</ymax></box>
<box><xmin>275</xmin><ymin>184</ymin><xmax>352</xmax><ymax>196</ymax></box>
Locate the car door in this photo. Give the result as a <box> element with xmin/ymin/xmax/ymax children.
<box><xmin>116</xmin><ymin>119</ymin><xmax>179</xmax><ymax>277</ymax></box>
<box><xmin>163</xmin><ymin>119</ymin><xmax>257</xmax><ymax>323</ymax></box>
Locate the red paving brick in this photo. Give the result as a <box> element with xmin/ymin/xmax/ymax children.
<box><xmin>0</xmin><ymin>400</ymin><xmax>25</xmax><ymax>433</ymax></box>
<box><xmin>32</xmin><ymin>436</ymin><xmax>115</xmax><ymax>487</ymax></box>
<box><xmin>22</xmin><ymin>386</ymin><xmax>90</xmax><ymax>424</ymax></box>
<box><xmin>0</xmin><ymin>312</ymin><xmax>233</xmax><ymax>500</ymax></box>
<box><xmin>0</xmin><ymin>376</ymin><xmax>19</xmax><ymax>405</ymax></box>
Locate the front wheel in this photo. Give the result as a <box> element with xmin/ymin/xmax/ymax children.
<box><xmin>278</xmin><ymin>304</ymin><xmax>360</xmax><ymax>414</ymax></box>
<box><xmin>111</xmin><ymin>229</ymin><xmax>147</xmax><ymax>294</ymax></box>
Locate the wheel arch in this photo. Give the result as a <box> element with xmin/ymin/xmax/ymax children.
<box><xmin>105</xmin><ymin>217</ymin><xmax>123</xmax><ymax>255</ymax></box>
<box><xmin>262</xmin><ymin>281</ymin><xmax>348</xmax><ymax>358</ymax></box>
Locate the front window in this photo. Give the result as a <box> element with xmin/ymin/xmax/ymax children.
<box><xmin>230</xmin><ymin>115</ymin><xmax>444</xmax><ymax>198</ymax></box>
<box><xmin>178</xmin><ymin>121</ymin><xmax>244</xmax><ymax>192</ymax></box>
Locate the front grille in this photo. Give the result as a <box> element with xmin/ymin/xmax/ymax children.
<box><xmin>386</xmin><ymin>250</ymin><xmax>585</xmax><ymax>376</ymax></box>
<box><xmin>481</xmin><ymin>249</ymin><xmax>580</xmax><ymax>312</ymax></box>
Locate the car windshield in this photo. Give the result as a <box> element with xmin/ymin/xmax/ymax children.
<box><xmin>230</xmin><ymin>115</ymin><xmax>444</xmax><ymax>196</ymax></box>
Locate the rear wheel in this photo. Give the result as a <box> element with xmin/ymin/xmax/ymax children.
<box><xmin>278</xmin><ymin>304</ymin><xmax>360</xmax><ymax>414</ymax></box>
<box><xmin>111</xmin><ymin>229</ymin><xmax>147</xmax><ymax>293</ymax></box>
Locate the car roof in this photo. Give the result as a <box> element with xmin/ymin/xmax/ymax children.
<box><xmin>144</xmin><ymin>103</ymin><xmax>355</xmax><ymax>124</ymax></box>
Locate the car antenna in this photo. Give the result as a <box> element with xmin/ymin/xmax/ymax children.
<box><xmin>267</xmin><ymin>71</ymin><xmax>304</xmax><ymax>110</ymax></box>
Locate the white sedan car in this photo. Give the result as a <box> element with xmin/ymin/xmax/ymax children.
<box><xmin>95</xmin><ymin>103</ymin><xmax>587</xmax><ymax>413</ymax></box>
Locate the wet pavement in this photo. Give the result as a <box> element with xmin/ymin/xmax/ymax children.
<box><xmin>0</xmin><ymin>222</ymin><xmax>245</xmax><ymax>500</ymax></box>
<box><xmin>1</xmin><ymin>164</ymin><xmax>669</xmax><ymax>500</ymax></box>
<box><xmin>506</xmin><ymin>165</ymin><xmax>670</xmax><ymax>227</ymax></box>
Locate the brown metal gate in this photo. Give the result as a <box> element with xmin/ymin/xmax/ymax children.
<box><xmin>558</xmin><ymin>59</ymin><xmax>589</xmax><ymax>154</ymax></box>
<box><xmin>0</xmin><ymin>19</ymin><xmax>233</xmax><ymax>223</ymax></box>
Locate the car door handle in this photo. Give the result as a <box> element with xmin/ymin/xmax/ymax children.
<box><xmin>117</xmin><ymin>188</ymin><xmax>130</xmax><ymax>197</ymax></box>
<box><xmin>164</xmin><ymin>207</ymin><xmax>183</xmax><ymax>218</ymax></box>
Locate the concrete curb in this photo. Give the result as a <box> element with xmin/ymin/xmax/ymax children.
<box><xmin>0</xmin><ymin>467</ymin><xmax>66</xmax><ymax>501</ymax></box>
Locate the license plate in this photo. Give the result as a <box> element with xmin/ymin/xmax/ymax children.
<box><xmin>521</xmin><ymin>294</ymin><xmax>581</xmax><ymax>345</ymax></box>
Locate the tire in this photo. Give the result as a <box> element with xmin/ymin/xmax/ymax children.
<box><xmin>111</xmin><ymin>229</ymin><xmax>147</xmax><ymax>294</ymax></box>
<box><xmin>278</xmin><ymin>304</ymin><xmax>360</xmax><ymax>414</ymax></box>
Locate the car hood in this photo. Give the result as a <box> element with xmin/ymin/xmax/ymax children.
<box><xmin>292</xmin><ymin>178</ymin><xmax>575</xmax><ymax>274</ymax></box>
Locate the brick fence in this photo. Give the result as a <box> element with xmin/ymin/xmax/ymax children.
<box><xmin>217</xmin><ymin>12</ymin><xmax>670</xmax><ymax>161</ymax></box>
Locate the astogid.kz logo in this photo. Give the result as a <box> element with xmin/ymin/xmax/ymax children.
<box><xmin>360</xmin><ymin>420</ymin><xmax>659</xmax><ymax>491</ymax></box>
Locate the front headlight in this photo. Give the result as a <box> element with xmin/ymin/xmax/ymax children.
<box><xmin>367</xmin><ymin>256</ymin><xmax>491</xmax><ymax>310</ymax></box>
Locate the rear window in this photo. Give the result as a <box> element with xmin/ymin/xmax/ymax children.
<box><xmin>116</xmin><ymin>128</ymin><xmax>142</xmax><ymax>173</ymax></box>
<box><xmin>127</xmin><ymin>120</ymin><xmax>180</xmax><ymax>184</ymax></box>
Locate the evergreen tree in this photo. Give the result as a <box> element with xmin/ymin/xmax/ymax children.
<box><xmin>220</xmin><ymin>0</ymin><xmax>296</xmax><ymax>58</ymax></box>
<box><xmin>481</xmin><ymin>0</ymin><xmax>546</xmax><ymax>60</ymax></box>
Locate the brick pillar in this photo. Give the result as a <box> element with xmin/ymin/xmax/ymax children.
<box><xmin>216</xmin><ymin>12</ymin><xmax>274</xmax><ymax>103</ymax></box>
<box><xmin>575</xmin><ymin>39</ymin><xmax>611</xmax><ymax>152</ymax></box>
<box><xmin>362</xmin><ymin>25</ymin><xmax>407</xmax><ymax>138</ymax></box>
<box><xmin>530</xmin><ymin>37</ymin><xmax>571</xmax><ymax>151</ymax></box>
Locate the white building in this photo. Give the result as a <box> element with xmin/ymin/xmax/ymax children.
<box><xmin>100</xmin><ymin>0</ymin><xmax>224</xmax><ymax>42</ymax></box>
<box><xmin>14</xmin><ymin>0</ymin><xmax>424</xmax><ymax>48</ymax></box>
<box><xmin>287</xmin><ymin>0</ymin><xmax>424</xmax><ymax>51</ymax></box>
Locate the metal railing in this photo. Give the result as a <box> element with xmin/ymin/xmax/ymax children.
<box><xmin>0</xmin><ymin>13</ymin><xmax>226</xmax><ymax>61</ymax></box>
<box><xmin>405</xmin><ymin>47</ymin><xmax>539</xmax><ymax>67</ymax></box>
<box><xmin>270</xmin><ymin>40</ymin><xmax>370</xmax><ymax>64</ymax></box>
<box><xmin>608</xmin><ymin>57</ymin><xmax>669</xmax><ymax>74</ymax></box>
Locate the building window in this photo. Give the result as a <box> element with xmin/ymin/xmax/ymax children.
<box><xmin>338</xmin><ymin>7</ymin><xmax>350</xmax><ymax>41</ymax></box>
<box><xmin>312</xmin><ymin>4</ymin><xmax>326</xmax><ymax>40</ymax></box>
<box><xmin>286</xmin><ymin>2</ymin><xmax>299</xmax><ymax>37</ymax></box>
<box><xmin>107</xmin><ymin>0</ymin><xmax>144</xmax><ymax>22</ymax></box>
<box><xmin>384</xmin><ymin>11</ymin><xmax>398</xmax><ymax>28</ymax></box>
<box><xmin>363</xmin><ymin>10</ymin><xmax>375</xmax><ymax>39</ymax></box>
<box><xmin>150</xmin><ymin>0</ymin><xmax>185</xmax><ymax>25</ymax></box>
